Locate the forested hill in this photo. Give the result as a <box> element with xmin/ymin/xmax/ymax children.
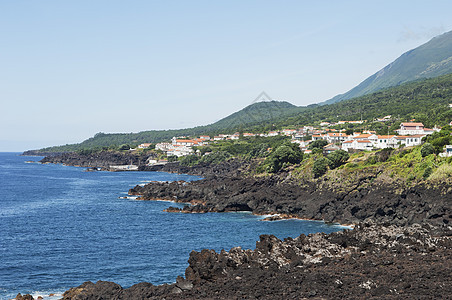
<box><xmin>323</xmin><ymin>30</ymin><xmax>452</xmax><ymax>105</ymax></box>
<box><xmin>33</xmin><ymin>101</ymin><xmax>300</xmax><ymax>153</ymax></box>
<box><xmin>211</xmin><ymin>101</ymin><xmax>300</xmax><ymax>130</ymax></box>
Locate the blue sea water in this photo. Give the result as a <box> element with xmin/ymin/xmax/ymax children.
<box><xmin>0</xmin><ymin>152</ymin><xmax>346</xmax><ymax>299</ymax></box>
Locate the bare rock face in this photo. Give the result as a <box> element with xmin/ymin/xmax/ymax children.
<box><xmin>130</xmin><ymin>175</ymin><xmax>452</xmax><ymax>227</ymax></box>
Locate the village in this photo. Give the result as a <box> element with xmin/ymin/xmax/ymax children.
<box><xmin>136</xmin><ymin>120</ymin><xmax>452</xmax><ymax>163</ymax></box>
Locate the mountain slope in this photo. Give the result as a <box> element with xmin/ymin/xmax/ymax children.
<box><xmin>324</xmin><ymin>30</ymin><xmax>452</xmax><ymax>105</ymax></box>
<box><xmin>271</xmin><ymin>73</ymin><xmax>452</xmax><ymax>130</ymax></box>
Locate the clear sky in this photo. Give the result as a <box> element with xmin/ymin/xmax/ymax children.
<box><xmin>1</xmin><ymin>0</ymin><xmax>452</xmax><ymax>152</ymax></box>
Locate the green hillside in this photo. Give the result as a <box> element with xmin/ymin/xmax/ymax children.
<box><xmin>208</xmin><ymin>101</ymin><xmax>300</xmax><ymax>130</ymax></box>
<box><xmin>34</xmin><ymin>73</ymin><xmax>452</xmax><ymax>153</ymax></box>
<box><xmin>34</xmin><ymin>101</ymin><xmax>300</xmax><ymax>153</ymax></box>
<box><xmin>324</xmin><ymin>30</ymin><xmax>452</xmax><ymax>105</ymax></box>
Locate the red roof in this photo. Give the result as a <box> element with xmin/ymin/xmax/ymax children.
<box><xmin>353</xmin><ymin>134</ymin><xmax>372</xmax><ymax>139</ymax></box>
<box><xmin>401</xmin><ymin>122</ymin><xmax>424</xmax><ymax>127</ymax></box>
<box><xmin>377</xmin><ymin>135</ymin><xmax>396</xmax><ymax>139</ymax></box>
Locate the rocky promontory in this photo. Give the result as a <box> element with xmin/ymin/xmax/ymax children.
<box><xmin>58</xmin><ymin>222</ymin><xmax>451</xmax><ymax>299</ymax></box>
<box><xmin>129</xmin><ymin>174</ymin><xmax>451</xmax><ymax>227</ymax></box>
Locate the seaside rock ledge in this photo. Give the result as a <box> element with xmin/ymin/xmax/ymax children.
<box><xmin>58</xmin><ymin>222</ymin><xmax>451</xmax><ymax>299</ymax></box>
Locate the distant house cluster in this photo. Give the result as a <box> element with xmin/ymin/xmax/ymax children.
<box><xmin>137</xmin><ymin>120</ymin><xmax>443</xmax><ymax>158</ymax></box>
<box><xmin>306</xmin><ymin>122</ymin><xmax>436</xmax><ymax>153</ymax></box>
<box><xmin>153</xmin><ymin>136</ymin><xmax>210</xmax><ymax>157</ymax></box>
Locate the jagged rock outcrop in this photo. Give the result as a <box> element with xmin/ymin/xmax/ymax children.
<box><xmin>61</xmin><ymin>222</ymin><xmax>452</xmax><ymax>299</ymax></box>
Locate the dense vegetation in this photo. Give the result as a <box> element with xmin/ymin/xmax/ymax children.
<box><xmin>179</xmin><ymin>136</ymin><xmax>290</xmax><ymax>167</ymax></box>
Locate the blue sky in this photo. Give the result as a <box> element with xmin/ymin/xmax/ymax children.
<box><xmin>1</xmin><ymin>0</ymin><xmax>452</xmax><ymax>151</ymax></box>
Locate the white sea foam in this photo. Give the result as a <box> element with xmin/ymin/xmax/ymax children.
<box><xmin>31</xmin><ymin>291</ymin><xmax>63</xmax><ymax>299</ymax></box>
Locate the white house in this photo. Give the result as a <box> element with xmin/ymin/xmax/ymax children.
<box><xmin>167</xmin><ymin>145</ymin><xmax>193</xmax><ymax>157</ymax></box>
<box><xmin>138</xmin><ymin>143</ymin><xmax>152</xmax><ymax>149</ymax></box>
<box><xmin>342</xmin><ymin>140</ymin><xmax>373</xmax><ymax>151</ymax></box>
<box><xmin>326</xmin><ymin>132</ymin><xmax>348</xmax><ymax>143</ymax></box>
<box><xmin>172</xmin><ymin>138</ymin><xmax>199</xmax><ymax>146</ymax></box>
<box><xmin>374</xmin><ymin>135</ymin><xmax>396</xmax><ymax>149</ymax></box>
<box><xmin>282</xmin><ymin>129</ymin><xmax>297</xmax><ymax>136</ymax></box>
<box><xmin>390</xmin><ymin>135</ymin><xmax>424</xmax><ymax>147</ymax></box>
<box><xmin>312</xmin><ymin>134</ymin><xmax>324</xmax><ymax>141</ymax></box>
<box><xmin>323</xmin><ymin>143</ymin><xmax>341</xmax><ymax>154</ymax></box>
<box><xmin>243</xmin><ymin>133</ymin><xmax>256</xmax><ymax>137</ymax></box>
<box><xmin>396</xmin><ymin>123</ymin><xmax>428</xmax><ymax>135</ymax></box>
<box><xmin>155</xmin><ymin>142</ymin><xmax>172</xmax><ymax>152</ymax></box>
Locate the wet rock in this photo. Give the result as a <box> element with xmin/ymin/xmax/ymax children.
<box><xmin>15</xmin><ymin>294</ymin><xmax>34</xmax><ymax>300</ymax></box>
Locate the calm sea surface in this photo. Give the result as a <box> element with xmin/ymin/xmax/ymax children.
<box><xmin>0</xmin><ymin>152</ymin><xmax>346</xmax><ymax>299</ymax></box>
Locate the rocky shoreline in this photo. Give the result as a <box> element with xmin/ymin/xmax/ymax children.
<box><xmin>18</xmin><ymin>152</ymin><xmax>452</xmax><ymax>299</ymax></box>
<box><xmin>24</xmin><ymin>222</ymin><xmax>450</xmax><ymax>300</ymax></box>
<box><xmin>129</xmin><ymin>175</ymin><xmax>451</xmax><ymax>227</ymax></box>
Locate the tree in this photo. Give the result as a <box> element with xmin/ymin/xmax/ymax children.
<box><xmin>118</xmin><ymin>144</ymin><xmax>130</xmax><ymax>151</ymax></box>
<box><xmin>312</xmin><ymin>157</ymin><xmax>328</xmax><ymax>178</ymax></box>
<box><xmin>420</xmin><ymin>143</ymin><xmax>435</xmax><ymax>157</ymax></box>
<box><xmin>263</xmin><ymin>142</ymin><xmax>303</xmax><ymax>173</ymax></box>
<box><xmin>308</xmin><ymin>140</ymin><xmax>328</xmax><ymax>150</ymax></box>
<box><xmin>167</xmin><ymin>155</ymin><xmax>178</xmax><ymax>162</ymax></box>
<box><xmin>327</xmin><ymin>150</ymin><xmax>350</xmax><ymax>169</ymax></box>
<box><xmin>345</xmin><ymin>129</ymin><xmax>354</xmax><ymax>135</ymax></box>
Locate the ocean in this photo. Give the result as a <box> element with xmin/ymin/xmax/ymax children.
<box><xmin>0</xmin><ymin>152</ymin><xmax>346</xmax><ymax>299</ymax></box>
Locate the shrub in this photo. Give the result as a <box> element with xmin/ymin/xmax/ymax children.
<box><xmin>199</xmin><ymin>151</ymin><xmax>231</xmax><ymax>165</ymax></box>
<box><xmin>428</xmin><ymin>164</ymin><xmax>452</xmax><ymax>181</ymax></box>
<box><xmin>327</xmin><ymin>150</ymin><xmax>350</xmax><ymax>169</ymax></box>
<box><xmin>308</xmin><ymin>140</ymin><xmax>328</xmax><ymax>150</ymax></box>
<box><xmin>263</xmin><ymin>143</ymin><xmax>303</xmax><ymax>173</ymax></box>
<box><xmin>376</xmin><ymin>148</ymin><xmax>393</xmax><ymax>162</ymax></box>
<box><xmin>118</xmin><ymin>144</ymin><xmax>130</xmax><ymax>151</ymax></box>
<box><xmin>167</xmin><ymin>155</ymin><xmax>178</xmax><ymax>162</ymax></box>
<box><xmin>422</xmin><ymin>166</ymin><xmax>433</xmax><ymax>179</ymax></box>
<box><xmin>312</xmin><ymin>157</ymin><xmax>328</xmax><ymax>178</ymax></box>
<box><xmin>420</xmin><ymin>143</ymin><xmax>435</xmax><ymax>157</ymax></box>
<box><xmin>179</xmin><ymin>154</ymin><xmax>199</xmax><ymax>166</ymax></box>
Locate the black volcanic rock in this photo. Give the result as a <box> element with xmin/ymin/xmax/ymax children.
<box><xmin>61</xmin><ymin>223</ymin><xmax>452</xmax><ymax>299</ymax></box>
<box><xmin>129</xmin><ymin>175</ymin><xmax>451</xmax><ymax>227</ymax></box>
